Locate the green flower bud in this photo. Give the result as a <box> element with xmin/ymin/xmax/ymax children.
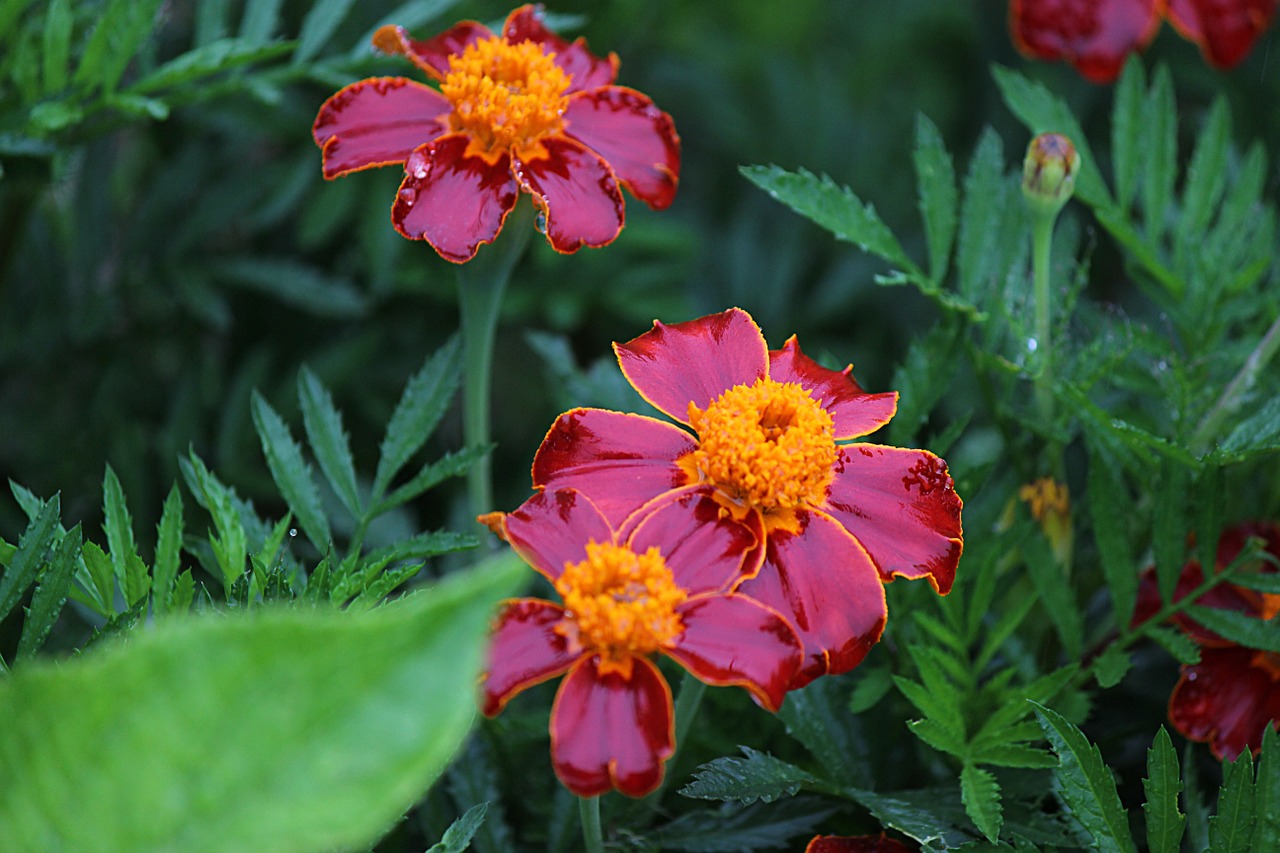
<box><xmin>1022</xmin><ymin>133</ymin><xmax>1080</xmax><ymax>217</ymax></box>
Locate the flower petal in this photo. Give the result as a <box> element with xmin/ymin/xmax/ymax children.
<box><xmin>1009</xmin><ymin>0</ymin><xmax>1164</xmax><ymax>83</ymax></box>
<box><xmin>1168</xmin><ymin>646</ymin><xmax>1280</xmax><ymax>760</ymax></box>
<box><xmin>481</xmin><ymin>598</ymin><xmax>579</xmax><ymax>715</ymax></box>
<box><xmin>532</xmin><ymin>408</ymin><xmax>694</xmax><ymax>528</ymax></box>
<box><xmin>372</xmin><ymin>21</ymin><xmax>492</xmax><ymax>80</ymax></box>
<box><xmin>806</xmin><ymin>835</ymin><xmax>917</xmax><ymax>853</ymax></box>
<box><xmin>514</xmin><ymin>136</ymin><xmax>624</xmax><ymax>253</ymax></box>
<box><xmin>614</xmin><ymin>308</ymin><xmax>769</xmax><ymax>425</ymax></box>
<box><xmin>769</xmin><ymin>336</ymin><xmax>898</xmax><ymax>441</ymax></box>
<box><xmin>563</xmin><ymin>87</ymin><xmax>680</xmax><ymax>210</ymax></box>
<box><xmin>737</xmin><ymin>511</ymin><xmax>888</xmax><ymax>689</ymax></box>
<box><xmin>502</xmin><ymin>4</ymin><xmax>619</xmax><ymax>92</ymax></box>
<box><xmin>550</xmin><ymin>655</ymin><xmax>674</xmax><ymax>797</ymax></box>
<box><xmin>621</xmin><ymin>487</ymin><xmax>764</xmax><ymax>595</ymax></box>
<box><xmin>312</xmin><ymin>77</ymin><xmax>450</xmax><ymax>179</ymax></box>
<box><xmin>823</xmin><ymin>445</ymin><xmax>963</xmax><ymax>594</ymax></box>
<box><xmin>392</xmin><ymin>134</ymin><xmax>520</xmax><ymax>262</ymax></box>
<box><xmin>1166</xmin><ymin>0</ymin><xmax>1277</xmax><ymax>68</ymax></box>
<box><xmin>666</xmin><ymin>595</ymin><xmax>802</xmax><ymax>712</ymax></box>
<box><xmin>502</xmin><ymin>488</ymin><xmax>616</xmax><ymax>583</ymax></box>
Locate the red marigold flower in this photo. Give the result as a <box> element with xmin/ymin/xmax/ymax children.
<box><xmin>480</xmin><ymin>487</ymin><xmax>802</xmax><ymax>798</ymax></box>
<box><xmin>1165</xmin><ymin>0</ymin><xmax>1278</xmax><ymax>68</ymax></box>
<box><xmin>312</xmin><ymin>4</ymin><xmax>680</xmax><ymax>263</ymax></box>
<box><xmin>806</xmin><ymin>835</ymin><xmax>916</xmax><ymax>853</ymax></box>
<box><xmin>529</xmin><ymin>308</ymin><xmax>964</xmax><ymax>689</ymax></box>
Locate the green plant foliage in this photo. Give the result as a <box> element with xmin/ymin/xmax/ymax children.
<box><xmin>680</xmin><ymin>747</ymin><xmax>824</xmax><ymax>805</ymax></box>
<box><xmin>1142</xmin><ymin>727</ymin><xmax>1186</xmax><ymax>853</ymax></box>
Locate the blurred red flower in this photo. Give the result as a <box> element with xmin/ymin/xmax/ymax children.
<box><xmin>312</xmin><ymin>4</ymin><xmax>679</xmax><ymax>262</ymax></box>
<box><xmin>806</xmin><ymin>834</ymin><xmax>916</xmax><ymax>853</ymax></box>
<box><xmin>1009</xmin><ymin>0</ymin><xmax>1277</xmax><ymax>83</ymax></box>
<box><xmin>480</xmin><ymin>487</ymin><xmax>801</xmax><ymax>797</ymax></box>
<box><xmin>529</xmin><ymin>308</ymin><xmax>963</xmax><ymax>689</ymax></box>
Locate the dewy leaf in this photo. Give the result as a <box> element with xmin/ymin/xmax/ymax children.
<box><xmin>0</xmin><ymin>553</ymin><xmax>525</xmax><ymax>852</ymax></box>
<box><xmin>152</xmin><ymin>484</ymin><xmax>184</xmax><ymax>615</ymax></box>
<box><xmin>103</xmin><ymin>464</ymin><xmax>145</xmax><ymax>607</ymax></box>
<box><xmin>1143</xmin><ymin>727</ymin><xmax>1186</xmax><ymax>853</ymax></box>
<box><xmin>251</xmin><ymin>391</ymin><xmax>331</xmax><ymax>553</ymax></box>
<box><xmin>961</xmin><ymin>763</ymin><xmax>1003</xmax><ymax>843</ymax></box>
<box><xmin>426</xmin><ymin>802</ymin><xmax>488</xmax><ymax>853</ymax></box>
<box><xmin>680</xmin><ymin>747</ymin><xmax>822</xmax><ymax>805</ymax></box>
<box><xmin>373</xmin><ymin>337</ymin><xmax>463</xmax><ymax>499</ymax></box>
<box><xmin>1185</xmin><ymin>606</ymin><xmax>1280</xmax><ymax>653</ymax></box>
<box><xmin>740</xmin><ymin>164</ymin><xmax>913</xmax><ymax>269</ymax></box>
<box><xmin>1253</xmin><ymin>727</ymin><xmax>1279</xmax><ymax>851</ymax></box>
<box><xmin>15</xmin><ymin>524</ymin><xmax>82</xmax><ymax>663</ymax></box>
<box><xmin>1032</xmin><ymin>702</ymin><xmax>1137</xmax><ymax>853</ymax></box>
<box><xmin>1209</xmin><ymin>752</ymin><xmax>1256</xmax><ymax>853</ymax></box>
<box><xmin>297</xmin><ymin>366</ymin><xmax>362</xmax><ymax>518</ymax></box>
<box><xmin>844</xmin><ymin>786</ymin><xmax>980</xmax><ymax>850</ymax></box>
<box><xmin>0</xmin><ymin>494</ymin><xmax>60</xmax><ymax>625</ymax></box>
<box><xmin>913</xmin><ymin>112</ymin><xmax>957</xmax><ymax>284</ymax></box>
<box><xmin>1110</xmin><ymin>57</ymin><xmax>1145</xmax><ymax>211</ymax></box>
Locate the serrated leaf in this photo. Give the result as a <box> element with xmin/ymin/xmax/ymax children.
<box><xmin>956</xmin><ymin>127</ymin><xmax>1011</xmax><ymax>304</ymax></box>
<box><xmin>844</xmin><ymin>786</ymin><xmax>979</xmax><ymax>849</ymax></box>
<box><xmin>1111</xmin><ymin>57</ymin><xmax>1145</xmax><ymax>210</ymax></box>
<box><xmin>213</xmin><ymin>257</ymin><xmax>367</xmax><ymax>318</ymax></box>
<box><xmin>961</xmin><ymin>763</ymin><xmax>1003</xmax><ymax>843</ymax></box>
<box><xmin>446</xmin><ymin>737</ymin><xmax>513</xmax><ymax>853</ymax></box>
<box><xmin>969</xmin><ymin>743</ymin><xmax>1057</xmax><ymax>770</ymax></box>
<box><xmin>908</xmin><ymin>718</ymin><xmax>967</xmax><ymax>757</ymax></box>
<box><xmin>1086</xmin><ymin>440</ymin><xmax>1138</xmax><ymax>627</ymax></box>
<box><xmin>251</xmin><ymin>391</ymin><xmax>331</xmax><ymax>553</ymax></box>
<box><xmin>1253</xmin><ymin>727</ymin><xmax>1279</xmax><ymax>850</ymax></box>
<box><xmin>239</xmin><ymin>0</ymin><xmax>284</xmax><ymax>44</ymax></box>
<box><xmin>1141</xmin><ymin>66</ymin><xmax>1177</xmax><ymax>246</ymax></box>
<box><xmin>894</xmin><ymin>675</ymin><xmax>964</xmax><ymax>745</ymax></box>
<box><xmin>1032</xmin><ymin>702</ymin><xmax>1137</xmax><ymax>853</ymax></box>
<box><xmin>0</xmin><ymin>495</ymin><xmax>60</xmax><ymax>625</ymax></box>
<box><xmin>0</xmin><ymin>553</ymin><xmax>524</xmax><ymax>851</ymax></box>
<box><xmin>1185</xmin><ymin>742</ymin><xmax>1212</xmax><ymax>853</ymax></box>
<box><xmin>152</xmin><ymin>484</ymin><xmax>184</xmax><ymax>615</ymax></box>
<box><xmin>40</xmin><ymin>0</ymin><xmax>72</xmax><ymax>93</ymax></box>
<box><xmin>373</xmin><ymin>338</ymin><xmax>463</xmax><ymax>498</ymax></box>
<box><xmin>651</xmin><ymin>797</ymin><xmax>840</xmax><ymax>852</ymax></box>
<box><xmin>15</xmin><ymin>525</ymin><xmax>81</xmax><ymax>662</ymax></box>
<box><xmin>102</xmin><ymin>465</ymin><xmax>144</xmax><ymax>606</ymax></box>
<box><xmin>740</xmin><ymin>164</ymin><xmax>912</xmax><ymax>268</ymax></box>
<box><xmin>847</xmin><ymin>663</ymin><xmax>894</xmax><ymax>714</ymax></box>
<box><xmin>364</xmin><ymin>530</ymin><xmax>477</xmax><ymax>566</ymax></box>
<box><xmin>914</xmin><ymin>113</ymin><xmax>957</xmax><ymax>283</ymax></box>
<box><xmin>1210</xmin><ymin>752</ymin><xmax>1256</xmax><ymax>853</ymax></box>
<box><xmin>293</xmin><ymin>0</ymin><xmax>357</xmax><ymax>63</ymax></box>
<box><xmin>72</xmin><ymin>0</ymin><xmax>165</xmax><ymax>93</ymax></box>
<box><xmin>1092</xmin><ymin>645</ymin><xmax>1132</xmax><ymax>689</ymax></box>
<box><xmin>376</xmin><ymin>445</ymin><xmax>487</xmax><ymax>514</ymax></box>
<box><xmin>1144</xmin><ymin>625</ymin><xmax>1202</xmax><ymax>665</ymax></box>
<box><xmin>80</xmin><ymin>540</ymin><xmax>116</xmax><ymax>614</ymax></box>
<box><xmin>1218</xmin><ymin>396</ymin><xmax>1280</xmax><ymax>459</ymax></box>
<box><xmin>680</xmin><ymin>747</ymin><xmax>820</xmax><ymax>805</ymax></box>
<box><xmin>1177</xmin><ymin>96</ymin><xmax>1229</xmax><ymax>244</ymax></box>
<box><xmin>1021</xmin><ymin>524</ymin><xmax>1083</xmax><ymax>658</ymax></box>
<box><xmin>180</xmin><ymin>451</ymin><xmax>247</xmax><ymax>593</ymax></box>
<box><xmin>1185</xmin><ymin>606</ymin><xmax>1280</xmax><ymax>653</ymax></box>
<box><xmin>1143</xmin><ymin>727</ymin><xmax>1186</xmax><ymax>853</ymax></box>
<box><xmin>297</xmin><ymin>366</ymin><xmax>361</xmax><ymax>518</ymax></box>
<box><xmin>169</xmin><ymin>570</ymin><xmax>195</xmax><ymax>614</ymax></box>
<box><xmin>426</xmin><ymin>802</ymin><xmax>488</xmax><ymax>853</ymax></box>
<box><xmin>128</xmin><ymin>38</ymin><xmax>292</xmax><ymax>95</ymax></box>
<box><xmin>778</xmin><ymin>673</ymin><xmax>870</xmax><ymax>787</ymax></box>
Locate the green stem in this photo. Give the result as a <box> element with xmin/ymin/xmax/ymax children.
<box><xmin>1190</xmin><ymin>311</ymin><xmax>1280</xmax><ymax>454</ymax></box>
<box><xmin>579</xmin><ymin>795</ymin><xmax>605</xmax><ymax>853</ymax></box>
<box><xmin>1030</xmin><ymin>210</ymin><xmax>1055</xmax><ymax>424</ymax></box>
<box><xmin>455</xmin><ymin>203</ymin><xmax>534</xmax><ymax>519</ymax></box>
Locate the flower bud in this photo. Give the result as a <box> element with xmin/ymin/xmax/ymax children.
<box><xmin>1022</xmin><ymin>133</ymin><xmax>1080</xmax><ymax>217</ymax></box>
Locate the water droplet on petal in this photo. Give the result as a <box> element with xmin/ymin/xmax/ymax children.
<box><xmin>535</xmin><ymin>210</ymin><xmax>548</xmax><ymax>234</ymax></box>
<box><xmin>414</xmin><ymin>167</ymin><xmax>428</xmax><ymax>179</ymax></box>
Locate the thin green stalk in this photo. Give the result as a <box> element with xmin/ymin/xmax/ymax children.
<box><xmin>579</xmin><ymin>795</ymin><xmax>604</xmax><ymax>853</ymax></box>
<box><xmin>1190</xmin><ymin>311</ymin><xmax>1280</xmax><ymax>453</ymax></box>
<box><xmin>456</xmin><ymin>203</ymin><xmax>535</xmax><ymax>519</ymax></box>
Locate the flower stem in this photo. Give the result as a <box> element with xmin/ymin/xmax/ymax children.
<box><xmin>1190</xmin><ymin>311</ymin><xmax>1280</xmax><ymax>454</ymax></box>
<box><xmin>456</xmin><ymin>203</ymin><xmax>535</xmax><ymax>519</ymax></box>
<box><xmin>578</xmin><ymin>795</ymin><xmax>605</xmax><ymax>853</ymax></box>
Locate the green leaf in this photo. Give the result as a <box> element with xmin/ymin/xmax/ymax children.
<box><xmin>651</xmin><ymin>798</ymin><xmax>840</xmax><ymax>852</ymax></box>
<box><xmin>364</xmin><ymin>530</ymin><xmax>477</xmax><ymax>566</ymax></box>
<box><xmin>1086</xmin><ymin>441</ymin><xmax>1137</xmax><ymax>627</ymax></box>
<box><xmin>170</xmin><ymin>570</ymin><xmax>195</xmax><ymax>614</ymax></box>
<box><xmin>251</xmin><ymin>391</ymin><xmax>331</xmax><ymax>553</ymax></box>
<box><xmin>1177</xmin><ymin>96</ymin><xmax>1229</xmax><ymax>244</ymax></box>
<box><xmin>961</xmin><ymin>763</ymin><xmax>1003</xmax><ymax>843</ymax></box>
<box><xmin>1020</xmin><ymin>524</ymin><xmax>1083</xmax><ymax>659</ymax></box>
<box><xmin>1032</xmin><ymin>702</ymin><xmax>1137</xmax><ymax>853</ymax></box>
<box><xmin>152</xmin><ymin>484</ymin><xmax>184</xmax><ymax>615</ymax></box>
<box><xmin>15</xmin><ymin>525</ymin><xmax>82</xmax><ymax>662</ymax></box>
<box><xmin>73</xmin><ymin>0</ymin><xmax>166</xmax><ymax>93</ymax></box>
<box><xmin>847</xmin><ymin>662</ymin><xmax>894</xmax><ymax>714</ymax></box>
<box><xmin>1092</xmin><ymin>644</ymin><xmax>1132</xmax><ymax>689</ymax></box>
<box><xmin>1144</xmin><ymin>625</ymin><xmax>1201</xmax><ymax>666</ymax></box>
<box><xmin>376</xmin><ymin>445</ymin><xmax>488</xmax><ymax>514</ymax></box>
<box><xmin>1185</xmin><ymin>743</ymin><xmax>1212</xmax><ymax>853</ymax></box>
<box><xmin>1142</xmin><ymin>727</ymin><xmax>1186</xmax><ymax>853</ymax></box>
<box><xmin>0</xmin><ymin>553</ymin><xmax>524</xmax><ymax>851</ymax></box>
<box><xmin>740</xmin><ymin>165</ymin><xmax>912</xmax><ymax>268</ymax></box>
<box><xmin>293</xmin><ymin>0</ymin><xmax>357</xmax><ymax>63</ymax></box>
<box><xmin>426</xmin><ymin>802</ymin><xmax>488</xmax><ymax>853</ymax></box>
<box><xmin>80</xmin><ymin>540</ymin><xmax>116</xmax><ymax>614</ymax></box>
<box><xmin>680</xmin><ymin>747</ymin><xmax>821</xmax><ymax>805</ymax></box>
<box><xmin>1110</xmin><ymin>57</ymin><xmax>1145</xmax><ymax>210</ymax></box>
<box><xmin>913</xmin><ymin>113</ymin><xmax>957</xmax><ymax>283</ymax></box>
<box><xmin>968</xmin><ymin>743</ymin><xmax>1057</xmax><ymax>770</ymax></box>
<box><xmin>844</xmin><ymin>786</ymin><xmax>979</xmax><ymax>849</ymax></box>
<box><xmin>128</xmin><ymin>38</ymin><xmax>292</xmax><ymax>95</ymax></box>
<box><xmin>1218</xmin><ymin>396</ymin><xmax>1280</xmax><ymax>459</ymax></box>
<box><xmin>212</xmin><ymin>257</ymin><xmax>368</xmax><ymax>318</ymax></box>
<box><xmin>180</xmin><ymin>451</ymin><xmax>247</xmax><ymax>593</ymax></box>
<box><xmin>1209</xmin><ymin>752</ymin><xmax>1256</xmax><ymax>853</ymax></box>
<box><xmin>1185</xmin><ymin>606</ymin><xmax>1280</xmax><ymax>652</ymax></box>
<box><xmin>40</xmin><ymin>0</ymin><xmax>72</xmax><ymax>93</ymax></box>
<box><xmin>373</xmin><ymin>338</ymin><xmax>463</xmax><ymax>498</ymax></box>
<box><xmin>297</xmin><ymin>366</ymin><xmax>361</xmax><ymax>518</ymax></box>
<box><xmin>0</xmin><ymin>495</ymin><xmax>60</xmax><ymax>625</ymax></box>
<box><xmin>103</xmin><ymin>465</ymin><xmax>145</xmax><ymax>607</ymax></box>
<box><xmin>1141</xmin><ymin>66</ymin><xmax>1177</xmax><ymax>245</ymax></box>
<box><xmin>779</xmin><ymin>674</ymin><xmax>870</xmax><ymax>788</ymax></box>
<box><xmin>239</xmin><ymin>0</ymin><xmax>285</xmax><ymax>44</ymax></box>
<box><xmin>955</xmin><ymin>127</ymin><xmax>1012</xmax><ymax>303</ymax></box>
<box><xmin>445</xmin><ymin>738</ymin><xmax>514</xmax><ymax>853</ymax></box>
<box><xmin>1253</xmin><ymin>727</ymin><xmax>1279</xmax><ymax>851</ymax></box>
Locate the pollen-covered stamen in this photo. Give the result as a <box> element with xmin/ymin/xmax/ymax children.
<box><xmin>687</xmin><ymin>378</ymin><xmax>837</xmax><ymax>518</ymax></box>
<box><xmin>441</xmin><ymin>36</ymin><xmax>570</xmax><ymax>154</ymax></box>
<box><xmin>555</xmin><ymin>541</ymin><xmax>686</xmax><ymax>674</ymax></box>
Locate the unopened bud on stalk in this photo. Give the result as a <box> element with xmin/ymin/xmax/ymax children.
<box><xmin>1022</xmin><ymin>133</ymin><xmax>1080</xmax><ymax>218</ymax></box>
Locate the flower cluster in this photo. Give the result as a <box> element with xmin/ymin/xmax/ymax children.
<box><xmin>481</xmin><ymin>308</ymin><xmax>964</xmax><ymax>796</ymax></box>
<box><xmin>1010</xmin><ymin>0</ymin><xmax>1278</xmax><ymax>83</ymax></box>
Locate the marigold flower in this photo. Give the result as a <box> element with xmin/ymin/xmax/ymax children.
<box><xmin>529</xmin><ymin>308</ymin><xmax>964</xmax><ymax>689</ymax></box>
<box><xmin>312</xmin><ymin>4</ymin><xmax>680</xmax><ymax>262</ymax></box>
<box><xmin>480</xmin><ymin>487</ymin><xmax>802</xmax><ymax>798</ymax></box>
<box><xmin>806</xmin><ymin>835</ymin><xmax>916</xmax><ymax>853</ymax></box>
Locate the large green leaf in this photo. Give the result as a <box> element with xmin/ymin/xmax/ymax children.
<box><xmin>0</xmin><ymin>554</ymin><xmax>524</xmax><ymax>852</ymax></box>
<box><xmin>680</xmin><ymin>747</ymin><xmax>823</xmax><ymax>805</ymax></box>
<box><xmin>1142</xmin><ymin>727</ymin><xmax>1186</xmax><ymax>853</ymax></box>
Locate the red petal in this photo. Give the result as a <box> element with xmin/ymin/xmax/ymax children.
<box><xmin>666</xmin><ymin>595</ymin><xmax>802</xmax><ymax>712</ymax></box>
<box><xmin>550</xmin><ymin>655</ymin><xmax>674</xmax><ymax>797</ymax></box>
<box><xmin>313</xmin><ymin>77</ymin><xmax>449</xmax><ymax>179</ymax></box>
<box><xmin>1009</xmin><ymin>0</ymin><xmax>1164</xmax><ymax>83</ymax></box>
<box><xmin>614</xmin><ymin>308</ymin><xmax>769</xmax><ymax>425</ymax></box>
<box><xmin>1168</xmin><ymin>646</ymin><xmax>1280</xmax><ymax>760</ymax></box>
<box><xmin>392</xmin><ymin>134</ymin><xmax>519</xmax><ymax>262</ymax></box>
<box><xmin>621</xmin><ymin>487</ymin><xmax>764</xmax><ymax>595</ymax></box>
<box><xmin>503</xmin><ymin>4</ymin><xmax>619</xmax><ymax>92</ymax></box>
<box><xmin>532</xmin><ymin>408</ymin><xmax>694</xmax><ymax>528</ymax></box>
<box><xmin>514</xmin><ymin>136</ymin><xmax>624</xmax><ymax>253</ymax></box>
<box><xmin>373</xmin><ymin>21</ymin><xmax>492</xmax><ymax>80</ymax></box>
<box><xmin>1166</xmin><ymin>0</ymin><xmax>1277</xmax><ymax>68</ymax></box>
<box><xmin>481</xmin><ymin>599</ymin><xmax>579</xmax><ymax>715</ymax></box>
<box><xmin>806</xmin><ymin>835</ymin><xmax>918</xmax><ymax>853</ymax></box>
<box><xmin>737</xmin><ymin>511</ymin><xmax>888</xmax><ymax>689</ymax></box>
<box><xmin>563</xmin><ymin>87</ymin><xmax>680</xmax><ymax>210</ymax></box>
<box><xmin>769</xmin><ymin>336</ymin><xmax>898</xmax><ymax>441</ymax></box>
<box><xmin>501</xmin><ymin>488</ymin><xmax>616</xmax><ymax>583</ymax></box>
<box><xmin>823</xmin><ymin>445</ymin><xmax>963</xmax><ymax>594</ymax></box>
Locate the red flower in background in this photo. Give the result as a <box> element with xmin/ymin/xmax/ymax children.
<box><xmin>313</xmin><ymin>4</ymin><xmax>680</xmax><ymax>262</ymax></box>
<box><xmin>529</xmin><ymin>308</ymin><xmax>963</xmax><ymax>689</ymax></box>
<box><xmin>806</xmin><ymin>835</ymin><xmax>916</xmax><ymax>853</ymax></box>
<box><xmin>480</xmin><ymin>487</ymin><xmax>801</xmax><ymax>797</ymax></box>
<box><xmin>1009</xmin><ymin>0</ymin><xmax>1277</xmax><ymax>82</ymax></box>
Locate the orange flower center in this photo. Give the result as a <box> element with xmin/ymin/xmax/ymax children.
<box><xmin>555</xmin><ymin>541</ymin><xmax>686</xmax><ymax>676</ymax></box>
<box><xmin>685</xmin><ymin>378</ymin><xmax>836</xmax><ymax>531</ymax></box>
<box><xmin>440</xmin><ymin>36</ymin><xmax>570</xmax><ymax>156</ymax></box>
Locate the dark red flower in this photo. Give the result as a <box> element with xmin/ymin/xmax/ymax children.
<box><xmin>806</xmin><ymin>835</ymin><xmax>917</xmax><ymax>853</ymax></box>
<box><xmin>529</xmin><ymin>308</ymin><xmax>964</xmax><ymax>689</ymax></box>
<box><xmin>312</xmin><ymin>4</ymin><xmax>679</xmax><ymax>262</ymax></box>
<box><xmin>480</xmin><ymin>487</ymin><xmax>802</xmax><ymax>798</ymax></box>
